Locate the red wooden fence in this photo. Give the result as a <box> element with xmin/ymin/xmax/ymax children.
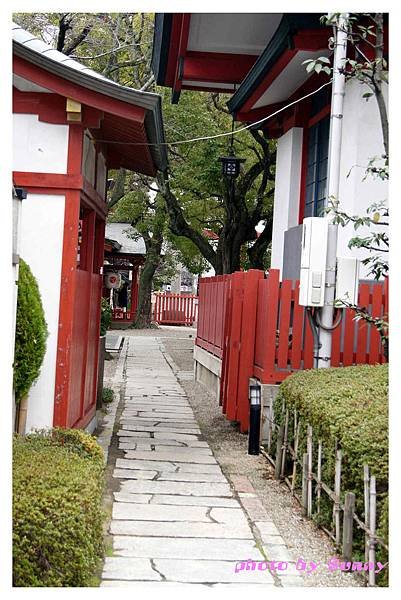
<box><xmin>153</xmin><ymin>292</ymin><xmax>198</xmax><ymax>326</ymax></box>
<box><xmin>196</xmin><ymin>269</ymin><xmax>388</xmax><ymax>433</ymax></box>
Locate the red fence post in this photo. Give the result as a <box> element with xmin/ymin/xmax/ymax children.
<box><xmin>235</xmin><ymin>269</ymin><xmax>265</xmax><ymax>433</ymax></box>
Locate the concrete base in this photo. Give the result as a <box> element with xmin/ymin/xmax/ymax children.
<box><xmin>193</xmin><ymin>345</ymin><xmax>222</xmax><ymax>402</ymax></box>
<box><xmin>249</xmin><ymin>378</ymin><xmax>280</xmax><ymax>449</ymax></box>
<box><xmin>86</xmin><ymin>413</ymin><xmax>98</xmax><ymax>435</ymax></box>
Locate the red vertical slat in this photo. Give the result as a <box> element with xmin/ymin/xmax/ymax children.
<box><xmin>262</xmin><ymin>269</ymin><xmax>280</xmax><ymax>381</ymax></box>
<box><xmin>277</xmin><ymin>279</ymin><xmax>292</xmax><ymax>370</ymax></box>
<box><xmin>356</xmin><ymin>284</ymin><xmax>370</xmax><ymax>363</ymax></box>
<box><xmin>225</xmin><ymin>272</ymin><xmax>244</xmax><ymax>421</ymax></box>
<box><xmin>220</xmin><ymin>276</ymin><xmax>233</xmax><ymax>409</ymax></box>
<box><xmin>291</xmin><ymin>283</ymin><xmax>303</xmax><ymax>370</ymax></box>
<box><xmin>369</xmin><ymin>284</ymin><xmax>384</xmax><ymax>364</ymax></box>
<box><xmin>342</xmin><ymin>307</ymin><xmax>356</xmax><ymax>366</ymax></box>
<box><xmin>235</xmin><ymin>269</ymin><xmax>264</xmax><ymax>432</ymax></box>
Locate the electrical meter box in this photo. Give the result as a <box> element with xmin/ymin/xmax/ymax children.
<box><xmin>299</xmin><ymin>217</ymin><xmax>329</xmax><ymax>307</ymax></box>
<box><xmin>335</xmin><ymin>257</ymin><xmax>360</xmax><ymax>305</ymax></box>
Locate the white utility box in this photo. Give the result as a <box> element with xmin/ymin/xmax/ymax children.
<box><xmin>299</xmin><ymin>217</ymin><xmax>329</xmax><ymax>307</ymax></box>
<box><xmin>335</xmin><ymin>257</ymin><xmax>360</xmax><ymax>305</ymax></box>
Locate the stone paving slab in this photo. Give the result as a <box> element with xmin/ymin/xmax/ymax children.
<box><xmin>153</xmin><ymin>559</ymin><xmax>275</xmax><ymax>584</ymax></box>
<box><xmin>113</xmin><ymin>503</ymin><xmax>210</xmax><ymax>522</ymax></box>
<box><xmin>120</xmin><ymin>479</ymin><xmax>232</xmax><ymax>497</ymax></box>
<box><xmin>110</xmin><ymin>520</ymin><xmax>253</xmax><ymax>539</ymax></box>
<box><xmin>112</xmin><ymin>536</ymin><xmax>263</xmax><ymax>560</ymax></box>
<box><xmin>113</xmin><ymin>469</ymin><xmax>158</xmax><ymax>480</ymax></box>
<box><xmin>123</xmin><ymin>451</ymin><xmax>217</xmax><ymax>464</ymax></box>
<box><xmin>102</xmin><ymin>557</ymin><xmax>161</xmax><ymax>581</ymax></box>
<box><xmin>149</xmin><ymin>495</ymin><xmax>239</xmax><ymax>508</ymax></box>
<box><xmin>157</xmin><ymin>472</ymin><xmax>227</xmax><ymax>483</ymax></box>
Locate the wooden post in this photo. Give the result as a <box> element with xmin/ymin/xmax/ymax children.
<box><xmin>342</xmin><ymin>491</ymin><xmax>355</xmax><ymax>561</ymax></box>
<box><xmin>364</xmin><ymin>465</ymin><xmax>370</xmax><ymax>563</ymax></box>
<box><xmin>317</xmin><ymin>440</ymin><xmax>322</xmax><ymax>515</ymax></box>
<box><xmin>307</xmin><ymin>425</ymin><xmax>313</xmax><ymax>517</ymax></box>
<box><xmin>302</xmin><ymin>453</ymin><xmax>308</xmax><ymax>515</ymax></box>
<box><xmin>275</xmin><ymin>424</ymin><xmax>285</xmax><ymax>480</ymax></box>
<box><xmin>368</xmin><ymin>475</ymin><xmax>377</xmax><ymax>587</ymax></box>
<box><xmin>291</xmin><ymin>418</ymin><xmax>301</xmax><ymax>494</ymax></box>
<box><xmin>280</xmin><ymin>409</ymin><xmax>289</xmax><ymax>478</ymax></box>
<box><xmin>334</xmin><ymin>449</ymin><xmax>342</xmax><ymax>546</ymax></box>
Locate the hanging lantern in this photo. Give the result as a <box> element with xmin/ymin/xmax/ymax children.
<box><xmin>219</xmin><ymin>154</ymin><xmax>245</xmax><ymax>179</ymax></box>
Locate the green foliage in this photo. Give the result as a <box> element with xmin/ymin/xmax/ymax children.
<box><xmin>273</xmin><ymin>364</ymin><xmax>388</xmax><ymax>583</ymax></box>
<box><xmin>14</xmin><ymin>259</ymin><xmax>48</xmax><ymax>402</ymax></box>
<box><xmin>100</xmin><ymin>297</ymin><xmax>112</xmax><ymax>336</ymax></box>
<box><xmin>102</xmin><ymin>387</ymin><xmax>114</xmax><ymax>404</ymax></box>
<box><xmin>13</xmin><ymin>429</ymin><xmax>105</xmax><ymax>587</ymax></box>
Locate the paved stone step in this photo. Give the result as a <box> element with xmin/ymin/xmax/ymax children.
<box><xmin>120</xmin><ymin>479</ymin><xmax>232</xmax><ymax>497</ymax></box>
<box><xmin>153</xmin><ymin>558</ymin><xmax>275</xmax><ymax>584</ymax></box>
<box><xmin>112</xmin><ymin>536</ymin><xmax>263</xmax><ymax>560</ymax></box>
<box><xmin>110</xmin><ymin>520</ymin><xmax>253</xmax><ymax>539</ymax></box>
<box><xmin>113</xmin><ymin>469</ymin><xmax>158</xmax><ymax>480</ymax></box>
<box><xmin>102</xmin><ymin>557</ymin><xmax>161</xmax><ymax>581</ymax></box>
<box><xmin>123</xmin><ymin>451</ymin><xmax>217</xmax><ymax>464</ymax></box>
<box><xmin>149</xmin><ymin>495</ymin><xmax>239</xmax><ymax>508</ymax></box>
<box><xmin>113</xmin><ymin>503</ymin><xmax>211</xmax><ymax>522</ymax></box>
<box><xmin>157</xmin><ymin>472</ymin><xmax>227</xmax><ymax>483</ymax></box>
<box><xmin>118</xmin><ymin>427</ymin><xmax>202</xmax><ymax>436</ymax></box>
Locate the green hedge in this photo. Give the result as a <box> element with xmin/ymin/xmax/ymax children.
<box><xmin>273</xmin><ymin>364</ymin><xmax>388</xmax><ymax>583</ymax></box>
<box><xmin>13</xmin><ymin>429</ymin><xmax>105</xmax><ymax>587</ymax></box>
<box><xmin>14</xmin><ymin>259</ymin><xmax>48</xmax><ymax>401</ymax></box>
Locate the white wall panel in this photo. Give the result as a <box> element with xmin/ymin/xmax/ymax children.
<box><xmin>19</xmin><ymin>193</ymin><xmax>65</xmax><ymax>430</ymax></box>
<box><xmin>13</xmin><ymin>114</ymin><xmax>69</xmax><ymax>174</ymax></box>
<box><xmin>271</xmin><ymin>127</ymin><xmax>303</xmax><ymax>274</ymax></box>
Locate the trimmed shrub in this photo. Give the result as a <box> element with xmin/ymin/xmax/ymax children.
<box><xmin>100</xmin><ymin>298</ymin><xmax>112</xmax><ymax>336</ymax></box>
<box><xmin>14</xmin><ymin>259</ymin><xmax>48</xmax><ymax>401</ymax></box>
<box><xmin>13</xmin><ymin>429</ymin><xmax>105</xmax><ymax>587</ymax></box>
<box><xmin>102</xmin><ymin>387</ymin><xmax>115</xmax><ymax>404</ymax></box>
<box><xmin>273</xmin><ymin>364</ymin><xmax>388</xmax><ymax>583</ymax></box>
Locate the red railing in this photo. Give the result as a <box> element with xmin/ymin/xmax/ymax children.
<box><xmin>153</xmin><ymin>292</ymin><xmax>198</xmax><ymax>326</ymax></box>
<box><xmin>196</xmin><ymin>269</ymin><xmax>388</xmax><ymax>433</ymax></box>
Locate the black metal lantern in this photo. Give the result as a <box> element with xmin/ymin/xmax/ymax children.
<box><xmin>219</xmin><ymin>154</ymin><xmax>245</xmax><ymax>179</ymax></box>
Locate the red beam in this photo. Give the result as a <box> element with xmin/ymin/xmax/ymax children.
<box><xmin>183</xmin><ymin>52</ymin><xmax>257</xmax><ymax>84</ymax></box>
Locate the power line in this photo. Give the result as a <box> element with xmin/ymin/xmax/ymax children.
<box><xmin>94</xmin><ymin>80</ymin><xmax>332</xmax><ymax>147</ymax></box>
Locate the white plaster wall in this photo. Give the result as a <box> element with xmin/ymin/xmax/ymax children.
<box><xmin>337</xmin><ymin>79</ymin><xmax>388</xmax><ymax>279</ymax></box>
<box><xmin>13</xmin><ymin>114</ymin><xmax>69</xmax><ymax>174</ymax></box>
<box><xmin>271</xmin><ymin>127</ymin><xmax>303</xmax><ymax>273</ymax></box>
<box><xmin>19</xmin><ymin>193</ymin><xmax>65</xmax><ymax>431</ymax></box>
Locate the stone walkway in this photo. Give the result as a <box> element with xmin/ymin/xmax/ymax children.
<box><xmin>101</xmin><ymin>336</ymin><xmax>303</xmax><ymax>587</ymax></box>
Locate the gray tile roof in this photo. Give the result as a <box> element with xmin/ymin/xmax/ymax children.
<box><xmin>105</xmin><ymin>223</ymin><xmax>146</xmax><ymax>255</ymax></box>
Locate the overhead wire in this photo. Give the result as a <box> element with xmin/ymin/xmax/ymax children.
<box><xmin>93</xmin><ymin>80</ymin><xmax>333</xmax><ymax>147</ymax></box>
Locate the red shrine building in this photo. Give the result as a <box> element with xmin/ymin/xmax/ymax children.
<box><xmin>12</xmin><ymin>22</ymin><xmax>167</xmax><ymax>432</ymax></box>
<box><xmin>152</xmin><ymin>13</ymin><xmax>388</xmax><ymax>280</ymax></box>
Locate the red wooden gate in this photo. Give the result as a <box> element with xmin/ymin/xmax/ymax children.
<box><xmin>153</xmin><ymin>292</ymin><xmax>198</xmax><ymax>325</ymax></box>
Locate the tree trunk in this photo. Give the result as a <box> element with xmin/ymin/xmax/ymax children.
<box><xmin>134</xmin><ymin>255</ymin><xmax>160</xmax><ymax>328</ymax></box>
<box><xmin>133</xmin><ymin>198</ymin><xmax>165</xmax><ymax>328</ymax></box>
